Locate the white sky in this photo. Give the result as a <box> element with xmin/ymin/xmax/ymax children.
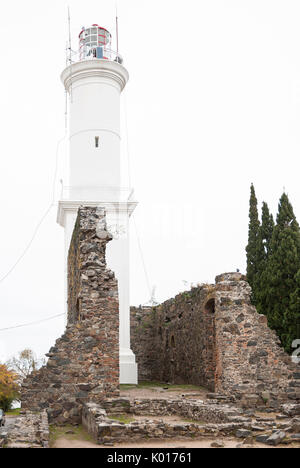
<box><xmin>0</xmin><ymin>0</ymin><xmax>300</xmax><ymax>362</ymax></box>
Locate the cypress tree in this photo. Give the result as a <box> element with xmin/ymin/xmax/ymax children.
<box><xmin>260</xmin><ymin>202</ymin><xmax>274</xmax><ymax>256</ymax></box>
<box><xmin>255</xmin><ymin>202</ymin><xmax>274</xmax><ymax>315</ymax></box>
<box><xmin>246</xmin><ymin>184</ymin><xmax>260</xmax><ymax>303</ymax></box>
<box><xmin>288</xmin><ymin>269</ymin><xmax>300</xmax><ymax>352</ymax></box>
<box><xmin>264</xmin><ymin>193</ymin><xmax>300</xmax><ymax>352</ymax></box>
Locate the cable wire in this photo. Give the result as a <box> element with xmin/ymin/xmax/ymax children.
<box><xmin>0</xmin><ymin>204</ymin><xmax>54</xmax><ymax>284</ymax></box>
<box><xmin>0</xmin><ymin>133</ymin><xmax>67</xmax><ymax>285</ymax></box>
<box><xmin>0</xmin><ymin>313</ymin><xmax>65</xmax><ymax>332</ymax></box>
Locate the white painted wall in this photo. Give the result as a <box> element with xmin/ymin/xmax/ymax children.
<box><xmin>61</xmin><ymin>60</ymin><xmax>128</xmax><ymax>201</ymax></box>
<box><xmin>69</xmin><ymin>79</ymin><xmax>121</xmax><ymax>193</ymax></box>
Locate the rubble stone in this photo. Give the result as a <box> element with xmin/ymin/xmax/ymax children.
<box><xmin>3</xmin><ymin>411</ymin><xmax>49</xmax><ymax>449</ymax></box>
<box><xmin>266</xmin><ymin>431</ymin><xmax>286</xmax><ymax>446</ymax></box>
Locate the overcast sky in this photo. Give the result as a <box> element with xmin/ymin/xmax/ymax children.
<box><xmin>1</xmin><ymin>0</ymin><xmax>300</xmax><ymax>362</ymax></box>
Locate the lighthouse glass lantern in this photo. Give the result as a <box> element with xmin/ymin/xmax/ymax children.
<box><xmin>79</xmin><ymin>24</ymin><xmax>112</xmax><ymax>60</ymax></box>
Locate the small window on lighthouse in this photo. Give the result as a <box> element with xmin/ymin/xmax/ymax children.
<box><xmin>95</xmin><ymin>136</ymin><xmax>99</xmax><ymax>148</ymax></box>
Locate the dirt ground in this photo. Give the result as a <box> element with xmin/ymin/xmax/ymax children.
<box><xmin>53</xmin><ymin>436</ymin><xmax>299</xmax><ymax>449</ymax></box>
<box><xmin>119</xmin><ymin>385</ymin><xmax>208</xmax><ymax>401</ymax></box>
<box><xmin>0</xmin><ymin>415</ymin><xmax>17</xmax><ymax>434</ymax></box>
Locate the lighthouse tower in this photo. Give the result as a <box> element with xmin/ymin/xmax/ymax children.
<box><xmin>57</xmin><ymin>24</ymin><xmax>138</xmax><ymax>384</ymax></box>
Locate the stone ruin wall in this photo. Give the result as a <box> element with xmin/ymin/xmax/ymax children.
<box><xmin>131</xmin><ymin>272</ymin><xmax>300</xmax><ymax>407</ymax></box>
<box><xmin>131</xmin><ymin>286</ymin><xmax>217</xmax><ymax>390</ymax></box>
<box><xmin>21</xmin><ymin>207</ymin><xmax>120</xmax><ymax>424</ymax></box>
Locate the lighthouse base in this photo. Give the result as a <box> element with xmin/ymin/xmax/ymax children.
<box><xmin>120</xmin><ymin>348</ymin><xmax>138</xmax><ymax>384</ymax></box>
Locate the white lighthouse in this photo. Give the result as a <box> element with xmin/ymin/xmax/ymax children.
<box><xmin>57</xmin><ymin>24</ymin><xmax>138</xmax><ymax>384</ymax></box>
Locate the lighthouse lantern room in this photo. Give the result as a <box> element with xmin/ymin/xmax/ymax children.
<box><xmin>78</xmin><ymin>24</ymin><xmax>119</xmax><ymax>61</ymax></box>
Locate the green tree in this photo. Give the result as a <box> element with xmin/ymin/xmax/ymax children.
<box><xmin>264</xmin><ymin>193</ymin><xmax>300</xmax><ymax>351</ymax></box>
<box><xmin>255</xmin><ymin>202</ymin><xmax>274</xmax><ymax>315</ymax></box>
<box><xmin>0</xmin><ymin>364</ymin><xmax>19</xmax><ymax>411</ymax></box>
<box><xmin>289</xmin><ymin>269</ymin><xmax>300</xmax><ymax>352</ymax></box>
<box><xmin>246</xmin><ymin>184</ymin><xmax>260</xmax><ymax>303</ymax></box>
<box><xmin>260</xmin><ymin>202</ymin><xmax>274</xmax><ymax>256</ymax></box>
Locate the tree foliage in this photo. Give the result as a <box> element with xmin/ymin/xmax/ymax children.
<box><xmin>6</xmin><ymin>349</ymin><xmax>45</xmax><ymax>384</ymax></box>
<box><xmin>0</xmin><ymin>364</ymin><xmax>19</xmax><ymax>411</ymax></box>
<box><xmin>246</xmin><ymin>184</ymin><xmax>260</xmax><ymax>303</ymax></box>
<box><xmin>264</xmin><ymin>193</ymin><xmax>300</xmax><ymax>351</ymax></box>
<box><xmin>246</xmin><ymin>188</ymin><xmax>300</xmax><ymax>353</ymax></box>
<box><xmin>255</xmin><ymin>202</ymin><xmax>274</xmax><ymax>315</ymax></box>
<box><xmin>260</xmin><ymin>202</ymin><xmax>274</xmax><ymax>257</ymax></box>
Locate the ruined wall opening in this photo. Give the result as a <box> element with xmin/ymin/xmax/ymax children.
<box><xmin>204</xmin><ymin>298</ymin><xmax>215</xmax><ymax>314</ymax></box>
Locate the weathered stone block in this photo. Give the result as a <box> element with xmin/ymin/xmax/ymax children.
<box><xmin>266</xmin><ymin>431</ymin><xmax>286</xmax><ymax>446</ymax></box>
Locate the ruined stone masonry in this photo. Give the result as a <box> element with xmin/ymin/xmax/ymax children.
<box><xmin>82</xmin><ymin>399</ymin><xmax>245</xmax><ymax>445</ymax></box>
<box><xmin>20</xmin><ymin>207</ymin><xmax>300</xmax><ymax>437</ymax></box>
<box><xmin>131</xmin><ymin>272</ymin><xmax>300</xmax><ymax>407</ymax></box>
<box><xmin>21</xmin><ymin>207</ymin><xmax>120</xmax><ymax>424</ymax></box>
<box><xmin>0</xmin><ymin>411</ymin><xmax>49</xmax><ymax>449</ymax></box>
<box><xmin>82</xmin><ymin>398</ymin><xmax>300</xmax><ymax>446</ymax></box>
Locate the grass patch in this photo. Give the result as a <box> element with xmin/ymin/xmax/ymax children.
<box><xmin>137</xmin><ymin>381</ymin><xmax>166</xmax><ymax>388</ymax></box>
<box><xmin>108</xmin><ymin>414</ymin><xmax>135</xmax><ymax>424</ymax></box>
<box><xmin>6</xmin><ymin>408</ymin><xmax>21</xmax><ymax>416</ymax></box>
<box><xmin>119</xmin><ymin>384</ymin><xmax>138</xmax><ymax>391</ymax></box>
<box><xmin>49</xmin><ymin>424</ymin><xmax>93</xmax><ymax>448</ymax></box>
